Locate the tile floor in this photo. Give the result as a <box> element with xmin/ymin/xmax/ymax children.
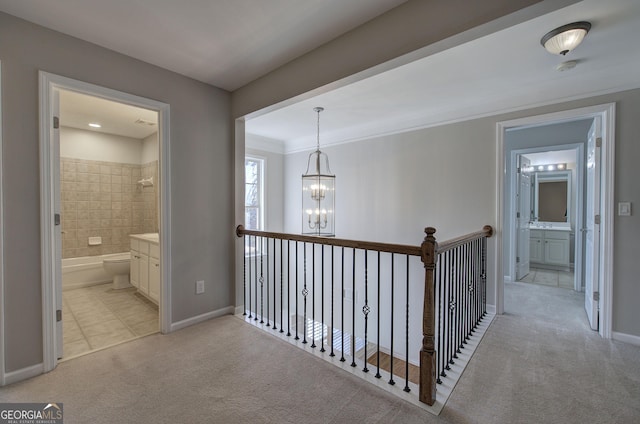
<box><xmin>62</xmin><ymin>284</ymin><xmax>159</xmax><ymax>360</ymax></box>
<box><xmin>518</xmin><ymin>267</ymin><xmax>574</xmax><ymax>289</ymax></box>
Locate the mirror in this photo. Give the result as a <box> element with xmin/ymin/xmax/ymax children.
<box><xmin>533</xmin><ymin>170</ymin><xmax>571</xmax><ymax>223</ymax></box>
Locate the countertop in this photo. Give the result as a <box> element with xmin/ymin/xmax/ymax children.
<box><xmin>529</xmin><ymin>224</ymin><xmax>571</xmax><ymax>232</ymax></box>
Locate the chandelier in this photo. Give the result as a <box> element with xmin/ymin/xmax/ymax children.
<box><xmin>302</xmin><ymin>107</ymin><xmax>335</xmax><ymax>237</ymax></box>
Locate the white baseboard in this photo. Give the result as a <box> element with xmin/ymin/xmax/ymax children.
<box><xmin>486</xmin><ymin>304</ymin><xmax>496</xmax><ymax>315</ymax></box>
<box><xmin>169</xmin><ymin>306</ymin><xmax>235</xmax><ymax>332</ymax></box>
<box><xmin>612</xmin><ymin>331</ymin><xmax>640</xmax><ymax>347</ymax></box>
<box><xmin>504</xmin><ymin>275</ymin><xmax>513</xmax><ymax>283</ymax></box>
<box><xmin>2</xmin><ymin>363</ymin><xmax>44</xmax><ymax>386</ymax></box>
<box><xmin>234</xmin><ymin>305</ymin><xmax>245</xmax><ymax>316</ymax></box>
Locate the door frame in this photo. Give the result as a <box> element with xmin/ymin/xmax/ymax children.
<box><xmin>496</xmin><ymin>103</ymin><xmax>615</xmax><ymax>339</ymax></box>
<box><xmin>39</xmin><ymin>72</ymin><xmax>172</xmax><ymax>372</ymax></box>
<box><xmin>0</xmin><ymin>61</ymin><xmax>5</xmax><ymax>385</ymax></box>
<box><xmin>510</xmin><ymin>144</ymin><xmax>583</xmax><ymax>292</ymax></box>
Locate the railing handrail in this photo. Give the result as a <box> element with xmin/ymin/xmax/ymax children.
<box><xmin>435</xmin><ymin>225</ymin><xmax>494</xmax><ymax>254</ymax></box>
<box><xmin>236</xmin><ymin>225</ymin><xmax>422</xmax><ymax>256</ymax></box>
<box><xmin>236</xmin><ymin>224</ymin><xmax>494</xmax><ymax>257</ymax></box>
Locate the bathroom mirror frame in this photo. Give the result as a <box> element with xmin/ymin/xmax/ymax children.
<box><xmin>533</xmin><ymin>170</ymin><xmax>571</xmax><ymax>223</ymax></box>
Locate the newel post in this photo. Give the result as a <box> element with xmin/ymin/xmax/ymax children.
<box><xmin>419</xmin><ymin>227</ymin><xmax>437</xmax><ymax>405</ymax></box>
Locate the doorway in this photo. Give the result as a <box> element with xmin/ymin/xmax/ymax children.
<box><xmin>514</xmin><ymin>147</ymin><xmax>581</xmax><ymax>292</ymax></box>
<box><xmin>39</xmin><ymin>72</ymin><xmax>172</xmax><ymax>372</ymax></box>
<box><xmin>496</xmin><ymin>103</ymin><xmax>615</xmax><ymax>339</ymax></box>
<box><xmin>58</xmin><ymin>89</ymin><xmax>161</xmax><ymax>359</ymax></box>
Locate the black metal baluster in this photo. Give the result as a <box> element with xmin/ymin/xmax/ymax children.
<box><xmin>265</xmin><ymin>238</ymin><xmax>269</xmax><ymax>325</ymax></box>
<box><xmin>462</xmin><ymin>244</ymin><xmax>468</xmax><ymax>346</ymax></box>
<box><xmin>468</xmin><ymin>242</ymin><xmax>473</xmax><ymax>339</ymax></box>
<box><xmin>362</xmin><ymin>250</ymin><xmax>369</xmax><ymax>373</ymax></box>
<box><xmin>260</xmin><ymin>237</ymin><xmax>264</xmax><ymax>324</ymax></box>
<box><xmin>476</xmin><ymin>238</ymin><xmax>481</xmax><ymax>326</ymax></box>
<box><xmin>444</xmin><ymin>250</ymin><xmax>451</xmax><ymax>371</ymax></box>
<box><xmin>248</xmin><ymin>235</ymin><xmax>252</xmax><ymax>319</ymax></box>
<box><xmin>389</xmin><ymin>253</ymin><xmax>395</xmax><ymax>385</ymax></box>
<box><xmin>470</xmin><ymin>240</ymin><xmax>476</xmax><ymax>334</ymax></box>
<box><xmin>273</xmin><ymin>238</ymin><xmax>277</xmax><ymax>331</ymax></box>
<box><xmin>243</xmin><ymin>234</ymin><xmax>247</xmax><ymax>316</ymax></box>
<box><xmin>437</xmin><ymin>253</ymin><xmax>444</xmax><ymax>383</ymax></box>
<box><xmin>472</xmin><ymin>239</ymin><xmax>480</xmax><ymax>332</ymax></box>
<box><xmin>280</xmin><ymin>239</ymin><xmax>284</xmax><ymax>333</ymax></box>
<box><xmin>330</xmin><ymin>246</ymin><xmax>335</xmax><ymax>357</ymax></box>
<box><xmin>351</xmin><ymin>248</ymin><xmax>356</xmax><ymax>368</ymax></box>
<box><xmin>311</xmin><ymin>243</ymin><xmax>316</xmax><ymax>348</ymax></box>
<box><xmin>456</xmin><ymin>246</ymin><xmax>462</xmax><ymax>356</ymax></box>
<box><xmin>303</xmin><ymin>242</ymin><xmax>308</xmax><ymax>344</ymax></box>
<box><xmin>404</xmin><ymin>254</ymin><xmax>410</xmax><ymax>393</ymax></box>
<box><xmin>254</xmin><ymin>235</ymin><xmax>259</xmax><ymax>321</ymax></box>
<box><xmin>295</xmin><ymin>242</ymin><xmax>300</xmax><ymax>341</ymax></box>
<box><xmin>375</xmin><ymin>251</ymin><xmax>381</xmax><ymax>379</ymax></box>
<box><xmin>287</xmin><ymin>240</ymin><xmax>291</xmax><ymax>337</ymax></box>
<box><xmin>340</xmin><ymin>247</ymin><xmax>345</xmax><ymax>362</ymax></box>
<box><xmin>482</xmin><ymin>236</ymin><xmax>487</xmax><ymax>316</ymax></box>
<box><xmin>320</xmin><ymin>245</ymin><xmax>326</xmax><ymax>352</ymax></box>
<box><xmin>449</xmin><ymin>249</ymin><xmax>456</xmax><ymax>364</ymax></box>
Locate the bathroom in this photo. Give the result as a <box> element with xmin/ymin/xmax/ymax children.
<box><xmin>59</xmin><ymin>89</ymin><xmax>161</xmax><ymax>359</ymax></box>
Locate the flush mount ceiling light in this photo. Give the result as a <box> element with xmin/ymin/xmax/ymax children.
<box><xmin>88</xmin><ymin>122</ymin><xmax>101</xmax><ymax>128</ymax></box>
<box><xmin>541</xmin><ymin>21</ymin><xmax>591</xmax><ymax>55</ymax></box>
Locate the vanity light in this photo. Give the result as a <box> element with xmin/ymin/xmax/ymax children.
<box><xmin>88</xmin><ymin>123</ymin><xmax>101</xmax><ymax>128</ymax></box>
<box><xmin>535</xmin><ymin>163</ymin><xmax>567</xmax><ymax>172</ymax></box>
<box><xmin>541</xmin><ymin>21</ymin><xmax>591</xmax><ymax>56</ymax></box>
<box><xmin>302</xmin><ymin>107</ymin><xmax>335</xmax><ymax>237</ymax></box>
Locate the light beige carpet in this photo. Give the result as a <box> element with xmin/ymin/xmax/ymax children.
<box><xmin>1</xmin><ymin>281</ymin><xmax>639</xmax><ymax>423</ymax></box>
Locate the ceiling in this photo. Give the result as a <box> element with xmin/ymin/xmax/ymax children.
<box><xmin>0</xmin><ymin>0</ymin><xmax>406</xmax><ymax>91</ymax></box>
<box><xmin>59</xmin><ymin>90</ymin><xmax>158</xmax><ymax>139</ymax></box>
<box><xmin>3</xmin><ymin>0</ymin><xmax>639</xmax><ymax>150</ymax></box>
<box><xmin>246</xmin><ymin>0</ymin><xmax>640</xmax><ymax>153</ymax></box>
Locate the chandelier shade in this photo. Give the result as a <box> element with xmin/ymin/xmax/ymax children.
<box><xmin>302</xmin><ymin>107</ymin><xmax>335</xmax><ymax>237</ymax></box>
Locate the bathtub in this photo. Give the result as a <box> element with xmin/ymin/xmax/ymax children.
<box><xmin>62</xmin><ymin>253</ymin><xmax>129</xmax><ymax>291</ymax></box>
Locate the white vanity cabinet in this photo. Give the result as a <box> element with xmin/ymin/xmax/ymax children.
<box><xmin>130</xmin><ymin>234</ymin><xmax>160</xmax><ymax>304</ymax></box>
<box><xmin>530</xmin><ymin>229</ymin><xmax>570</xmax><ymax>268</ymax></box>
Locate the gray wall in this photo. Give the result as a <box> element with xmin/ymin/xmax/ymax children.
<box><xmin>0</xmin><ymin>12</ymin><xmax>231</xmax><ymax>372</ymax></box>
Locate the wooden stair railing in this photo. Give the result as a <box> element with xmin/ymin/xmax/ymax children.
<box><xmin>418</xmin><ymin>225</ymin><xmax>493</xmax><ymax>405</ymax></box>
<box><xmin>236</xmin><ymin>224</ymin><xmax>493</xmax><ymax>406</ymax></box>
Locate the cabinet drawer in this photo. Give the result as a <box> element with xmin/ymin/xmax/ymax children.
<box><xmin>137</xmin><ymin>240</ymin><xmax>150</xmax><ymax>255</ymax></box>
<box><xmin>149</xmin><ymin>243</ymin><xmax>160</xmax><ymax>259</ymax></box>
<box><xmin>530</xmin><ymin>230</ymin><xmax>544</xmax><ymax>239</ymax></box>
<box><xmin>545</xmin><ymin>231</ymin><xmax>570</xmax><ymax>241</ymax></box>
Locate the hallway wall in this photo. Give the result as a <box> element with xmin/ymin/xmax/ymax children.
<box><xmin>0</xmin><ymin>12</ymin><xmax>231</xmax><ymax>373</ymax></box>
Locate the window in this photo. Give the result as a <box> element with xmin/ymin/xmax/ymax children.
<box><xmin>245</xmin><ymin>156</ymin><xmax>264</xmax><ymax>231</ymax></box>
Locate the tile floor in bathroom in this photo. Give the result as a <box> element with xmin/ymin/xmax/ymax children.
<box><xmin>517</xmin><ymin>267</ymin><xmax>574</xmax><ymax>289</ymax></box>
<box><xmin>62</xmin><ymin>283</ymin><xmax>159</xmax><ymax>360</ymax></box>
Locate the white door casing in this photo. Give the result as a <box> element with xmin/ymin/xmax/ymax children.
<box><xmin>40</xmin><ymin>72</ymin><xmax>172</xmax><ymax>373</ymax></box>
<box><xmin>516</xmin><ymin>155</ymin><xmax>531</xmax><ymax>280</ymax></box>
<box><xmin>496</xmin><ymin>103</ymin><xmax>614</xmax><ymax>339</ymax></box>
<box><xmin>53</xmin><ymin>89</ymin><xmax>63</xmax><ymax>358</ymax></box>
<box><xmin>584</xmin><ymin>118</ymin><xmax>601</xmax><ymax>331</ymax></box>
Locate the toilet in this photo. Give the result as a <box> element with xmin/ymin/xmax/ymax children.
<box><xmin>103</xmin><ymin>253</ymin><xmax>132</xmax><ymax>289</ymax></box>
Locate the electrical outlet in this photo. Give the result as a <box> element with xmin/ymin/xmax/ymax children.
<box><xmin>196</xmin><ymin>280</ymin><xmax>205</xmax><ymax>294</ymax></box>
